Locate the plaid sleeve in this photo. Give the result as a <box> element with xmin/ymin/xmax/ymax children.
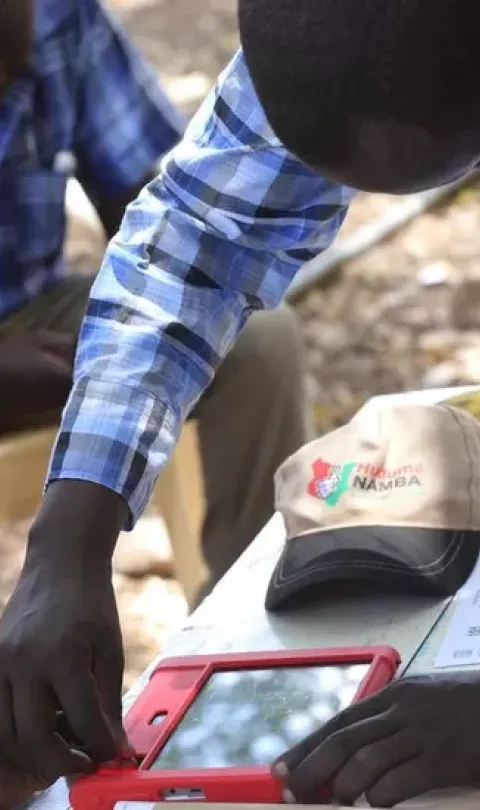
<box><xmin>48</xmin><ymin>50</ymin><xmax>356</xmax><ymax>527</ymax></box>
<box><xmin>73</xmin><ymin>0</ymin><xmax>185</xmax><ymax>201</ymax></box>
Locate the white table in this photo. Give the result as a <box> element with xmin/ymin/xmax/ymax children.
<box><xmin>23</xmin><ymin>384</ymin><xmax>480</xmax><ymax>810</ymax></box>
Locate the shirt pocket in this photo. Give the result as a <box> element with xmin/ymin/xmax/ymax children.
<box><xmin>14</xmin><ymin>168</ymin><xmax>67</xmax><ymax>266</ymax></box>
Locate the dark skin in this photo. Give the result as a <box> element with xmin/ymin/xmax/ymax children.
<box><xmin>0</xmin><ymin>0</ymin><xmax>153</xmax><ymax>437</ymax></box>
<box><xmin>272</xmin><ymin>674</ymin><xmax>480</xmax><ymax>807</ymax></box>
<box><xmin>0</xmin><ymin>4</ymin><xmax>154</xmax><ymax>801</ymax></box>
<box><xmin>2</xmin><ymin>4</ymin><xmax>480</xmax><ymax>809</ymax></box>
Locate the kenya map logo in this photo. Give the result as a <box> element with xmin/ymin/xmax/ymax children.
<box><xmin>307</xmin><ymin>458</ymin><xmax>424</xmax><ymax>506</ymax></box>
<box><xmin>307</xmin><ymin>458</ymin><xmax>356</xmax><ymax>507</ymax></box>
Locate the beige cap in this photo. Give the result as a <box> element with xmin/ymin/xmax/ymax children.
<box><xmin>266</xmin><ymin>403</ymin><xmax>480</xmax><ymax>611</ymax></box>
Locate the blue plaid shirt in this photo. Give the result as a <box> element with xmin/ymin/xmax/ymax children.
<box><xmin>49</xmin><ymin>49</ymin><xmax>356</xmax><ymax>527</ymax></box>
<box><xmin>0</xmin><ymin>0</ymin><xmax>184</xmax><ymax>319</ymax></box>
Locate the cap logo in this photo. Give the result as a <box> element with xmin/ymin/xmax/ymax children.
<box><xmin>308</xmin><ymin>460</ymin><xmax>423</xmax><ymax>506</ymax></box>
<box><xmin>307</xmin><ymin>458</ymin><xmax>357</xmax><ymax>507</ymax></box>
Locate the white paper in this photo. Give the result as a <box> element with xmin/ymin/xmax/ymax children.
<box><xmin>18</xmin><ymin>779</ymin><xmax>70</xmax><ymax>810</ymax></box>
<box><xmin>115</xmin><ymin>804</ymin><xmax>157</xmax><ymax>810</ymax></box>
<box><xmin>434</xmin><ymin>554</ymin><xmax>480</xmax><ymax>668</ymax></box>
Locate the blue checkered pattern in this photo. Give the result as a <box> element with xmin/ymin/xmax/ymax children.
<box><xmin>0</xmin><ymin>0</ymin><xmax>184</xmax><ymax>319</ymax></box>
<box><xmin>49</xmin><ymin>49</ymin><xmax>357</xmax><ymax>527</ymax></box>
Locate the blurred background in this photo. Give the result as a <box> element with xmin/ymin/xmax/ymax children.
<box><xmin>3</xmin><ymin>0</ymin><xmax>480</xmax><ymax>691</ymax></box>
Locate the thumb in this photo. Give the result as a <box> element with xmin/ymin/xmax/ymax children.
<box><xmin>63</xmin><ymin>745</ymin><xmax>95</xmax><ymax>775</ymax></box>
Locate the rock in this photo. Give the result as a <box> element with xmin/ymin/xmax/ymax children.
<box><xmin>389</xmin><ymin>330</ymin><xmax>414</xmax><ymax>352</ymax></box>
<box><xmin>309</xmin><ymin>322</ymin><xmax>348</xmax><ymax>352</ymax></box>
<box><xmin>296</xmin><ymin>291</ymin><xmax>326</xmax><ymax>320</ymax></box>
<box><xmin>421</xmin><ymin>362</ymin><xmax>460</xmax><ymax>389</ymax></box>
<box><xmin>397</xmin><ymin>305</ymin><xmax>430</xmax><ymax>329</ymax></box>
<box><xmin>403</xmin><ymin>215</ymin><xmax>447</xmax><ymax>261</ymax></box>
<box><xmin>455</xmin><ymin>348</ymin><xmax>480</xmax><ymax>383</ymax></box>
<box><xmin>164</xmin><ymin>72</ymin><xmax>211</xmax><ymax>109</ymax></box>
<box><xmin>130</xmin><ymin>577</ymin><xmax>187</xmax><ymax>636</ymax></box>
<box><xmin>417</xmin><ymin>330</ymin><xmax>461</xmax><ymax>366</ymax></box>
<box><xmin>113</xmin><ymin>514</ymin><xmax>174</xmax><ymax>579</ymax></box>
<box><xmin>451</xmin><ymin>278</ymin><xmax>480</xmax><ymax>329</ymax></box>
<box><xmin>417</xmin><ymin>330</ymin><xmax>462</xmax><ymax>353</ymax></box>
<box><xmin>417</xmin><ymin>261</ymin><xmax>456</xmax><ymax>287</ymax></box>
<box><xmin>119</xmin><ymin>576</ymin><xmax>187</xmax><ymax>692</ymax></box>
<box><xmin>306</xmin><ymin>348</ymin><xmax>327</xmax><ymax>377</ymax></box>
<box><xmin>334</xmin><ymin>351</ymin><xmax>378</xmax><ymax>389</ymax></box>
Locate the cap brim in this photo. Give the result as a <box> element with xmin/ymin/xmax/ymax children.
<box><xmin>265</xmin><ymin>525</ymin><xmax>480</xmax><ymax>612</ymax></box>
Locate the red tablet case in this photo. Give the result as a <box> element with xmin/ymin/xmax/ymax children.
<box><xmin>70</xmin><ymin>645</ymin><xmax>400</xmax><ymax>809</ymax></box>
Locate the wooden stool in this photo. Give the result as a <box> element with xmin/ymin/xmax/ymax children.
<box><xmin>0</xmin><ymin>424</ymin><xmax>207</xmax><ymax>605</ymax></box>
<box><xmin>152</xmin><ymin>422</ymin><xmax>207</xmax><ymax>605</ymax></box>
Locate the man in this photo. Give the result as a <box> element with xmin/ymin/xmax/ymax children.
<box><xmin>0</xmin><ymin>0</ymin><xmax>478</xmax><ymax>806</ymax></box>
<box><xmin>0</xmin><ymin>0</ymin><xmax>306</xmax><ymax>612</ymax></box>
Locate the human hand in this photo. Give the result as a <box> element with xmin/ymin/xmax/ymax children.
<box><xmin>0</xmin><ymin>330</ymin><xmax>75</xmax><ymax>433</ymax></box>
<box><xmin>0</xmin><ymin>480</ymin><xmax>128</xmax><ymax>805</ymax></box>
<box><xmin>272</xmin><ymin>675</ymin><xmax>480</xmax><ymax>807</ymax></box>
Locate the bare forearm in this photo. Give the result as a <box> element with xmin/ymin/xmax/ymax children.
<box><xmin>27</xmin><ymin>480</ymin><xmax>128</xmax><ymax>572</ymax></box>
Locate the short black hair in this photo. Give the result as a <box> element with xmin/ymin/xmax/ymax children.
<box><xmin>239</xmin><ymin>0</ymin><xmax>480</xmax><ymax>171</ymax></box>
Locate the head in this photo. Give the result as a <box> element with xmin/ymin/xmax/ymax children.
<box><xmin>0</xmin><ymin>0</ymin><xmax>33</xmax><ymax>95</ymax></box>
<box><xmin>239</xmin><ymin>0</ymin><xmax>480</xmax><ymax>193</ymax></box>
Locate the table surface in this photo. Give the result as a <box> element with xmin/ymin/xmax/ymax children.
<box><xmin>22</xmin><ymin>384</ymin><xmax>480</xmax><ymax>810</ymax></box>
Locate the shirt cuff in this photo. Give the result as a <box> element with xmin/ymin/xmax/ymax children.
<box><xmin>46</xmin><ymin>377</ymin><xmax>180</xmax><ymax>529</ymax></box>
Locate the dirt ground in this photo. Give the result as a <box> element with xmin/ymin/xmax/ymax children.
<box><xmin>3</xmin><ymin>0</ymin><xmax>480</xmax><ymax>692</ymax></box>
<box><xmin>110</xmin><ymin>0</ymin><xmax>239</xmax><ymax>114</ymax></box>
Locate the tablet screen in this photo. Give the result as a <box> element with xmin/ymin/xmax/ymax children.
<box><xmin>149</xmin><ymin>662</ymin><xmax>370</xmax><ymax>770</ymax></box>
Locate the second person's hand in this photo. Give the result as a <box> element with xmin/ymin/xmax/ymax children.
<box><xmin>272</xmin><ymin>675</ymin><xmax>480</xmax><ymax>807</ymax></box>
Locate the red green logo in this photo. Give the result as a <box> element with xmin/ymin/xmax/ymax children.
<box><xmin>308</xmin><ymin>458</ymin><xmax>356</xmax><ymax>507</ymax></box>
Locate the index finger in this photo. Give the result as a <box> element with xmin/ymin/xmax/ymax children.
<box><xmin>273</xmin><ymin>686</ymin><xmax>390</xmax><ymax>776</ymax></box>
<box><xmin>55</xmin><ymin>670</ymin><xmax>118</xmax><ymax>763</ymax></box>
<box><xmin>13</xmin><ymin>678</ymin><xmax>92</xmax><ymax>783</ymax></box>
